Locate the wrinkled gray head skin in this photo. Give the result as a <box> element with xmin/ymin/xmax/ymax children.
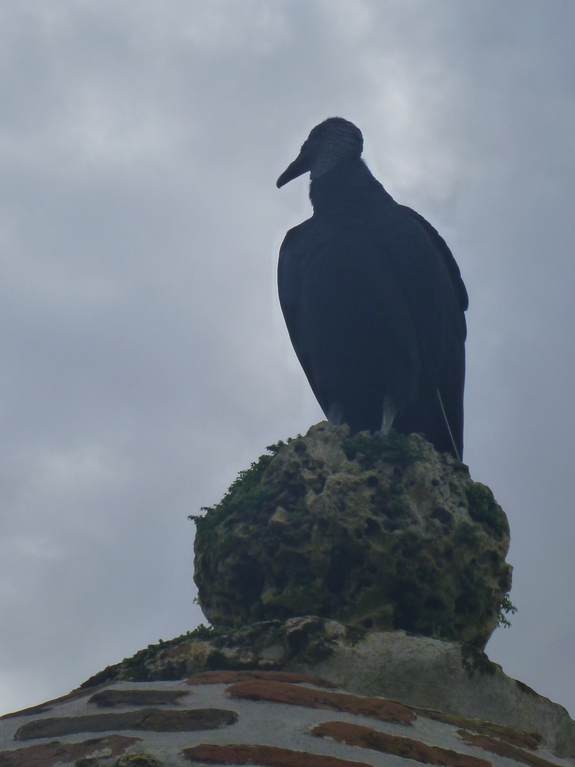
<box><xmin>276</xmin><ymin>117</ymin><xmax>364</xmax><ymax>188</ymax></box>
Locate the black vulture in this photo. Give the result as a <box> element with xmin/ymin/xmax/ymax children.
<box><xmin>276</xmin><ymin>117</ymin><xmax>468</xmax><ymax>459</ymax></box>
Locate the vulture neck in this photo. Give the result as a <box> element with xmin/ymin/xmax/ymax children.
<box><xmin>309</xmin><ymin>157</ymin><xmax>393</xmax><ymax>217</ymax></box>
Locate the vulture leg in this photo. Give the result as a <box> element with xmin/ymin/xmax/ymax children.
<box><xmin>327</xmin><ymin>402</ymin><xmax>344</xmax><ymax>426</ymax></box>
<box><xmin>381</xmin><ymin>396</ymin><xmax>398</xmax><ymax>435</ymax></box>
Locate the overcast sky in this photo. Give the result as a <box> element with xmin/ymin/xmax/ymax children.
<box><xmin>1</xmin><ymin>0</ymin><xmax>574</xmax><ymax>718</ymax></box>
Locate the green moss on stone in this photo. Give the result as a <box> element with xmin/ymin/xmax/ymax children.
<box><xmin>343</xmin><ymin>429</ymin><xmax>425</xmax><ymax>469</ymax></box>
<box><xmin>466</xmin><ymin>483</ymin><xmax>509</xmax><ymax>538</ymax></box>
<box><xmin>120</xmin><ymin>624</ymin><xmax>234</xmax><ymax>681</ymax></box>
<box><xmin>193</xmin><ymin>423</ymin><xmax>513</xmax><ymax>647</ymax></box>
<box><xmin>456</xmin><ymin>521</ymin><xmax>481</xmax><ymax>549</ymax></box>
<box><xmin>189</xmin><ymin>444</ymin><xmax>284</xmax><ymax>539</ymax></box>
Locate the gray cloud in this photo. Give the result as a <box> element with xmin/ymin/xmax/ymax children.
<box><xmin>0</xmin><ymin>0</ymin><xmax>574</xmax><ymax>715</ymax></box>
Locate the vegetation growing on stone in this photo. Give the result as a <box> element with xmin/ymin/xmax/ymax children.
<box><xmin>193</xmin><ymin>423</ymin><xmax>513</xmax><ymax>648</ymax></box>
<box><xmin>456</xmin><ymin>521</ymin><xmax>481</xmax><ymax>549</ymax></box>
<box><xmin>121</xmin><ymin>624</ymin><xmax>234</xmax><ymax>681</ymax></box>
<box><xmin>343</xmin><ymin>429</ymin><xmax>425</xmax><ymax>469</ymax></box>
<box><xmin>466</xmin><ymin>483</ymin><xmax>510</xmax><ymax>538</ymax></box>
<box><xmin>189</xmin><ymin>442</ymin><xmax>285</xmax><ymax>540</ymax></box>
<box><xmin>498</xmin><ymin>593</ymin><xmax>518</xmax><ymax>628</ymax></box>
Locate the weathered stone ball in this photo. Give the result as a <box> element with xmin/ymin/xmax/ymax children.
<box><xmin>193</xmin><ymin>422</ymin><xmax>512</xmax><ymax>648</ymax></box>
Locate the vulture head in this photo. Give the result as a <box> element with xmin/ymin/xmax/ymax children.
<box><xmin>276</xmin><ymin>117</ymin><xmax>364</xmax><ymax>188</ymax></box>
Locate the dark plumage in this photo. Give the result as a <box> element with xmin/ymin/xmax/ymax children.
<box><xmin>276</xmin><ymin>118</ymin><xmax>468</xmax><ymax>458</ymax></box>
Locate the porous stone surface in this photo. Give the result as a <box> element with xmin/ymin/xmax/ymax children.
<box><xmin>193</xmin><ymin>422</ymin><xmax>512</xmax><ymax>647</ymax></box>
<box><xmin>89</xmin><ymin>689</ymin><xmax>188</xmax><ymax>708</ymax></box>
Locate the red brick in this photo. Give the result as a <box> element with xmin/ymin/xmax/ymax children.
<box><xmin>183</xmin><ymin>743</ymin><xmax>373</xmax><ymax>766</ymax></box>
<box><xmin>226</xmin><ymin>680</ymin><xmax>414</xmax><ymax>724</ymax></box>
<box><xmin>458</xmin><ymin>730</ymin><xmax>560</xmax><ymax>767</ymax></box>
<box><xmin>313</xmin><ymin>721</ymin><xmax>490</xmax><ymax>767</ymax></box>
<box><xmin>410</xmin><ymin>708</ymin><xmax>540</xmax><ymax>750</ymax></box>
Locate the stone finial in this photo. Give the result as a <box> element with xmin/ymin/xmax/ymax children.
<box><xmin>193</xmin><ymin>422</ymin><xmax>512</xmax><ymax>648</ymax></box>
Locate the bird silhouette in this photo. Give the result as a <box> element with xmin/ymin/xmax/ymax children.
<box><xmin>277</xmin><ymin>117</ymin><xmax>468</xmax><ymax>459</ymax></box>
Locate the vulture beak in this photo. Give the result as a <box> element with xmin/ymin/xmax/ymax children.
<box><xmin>276</xmin><ymin>143</ymin><xmax>313</xmax><ymax>188</ymax></box>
